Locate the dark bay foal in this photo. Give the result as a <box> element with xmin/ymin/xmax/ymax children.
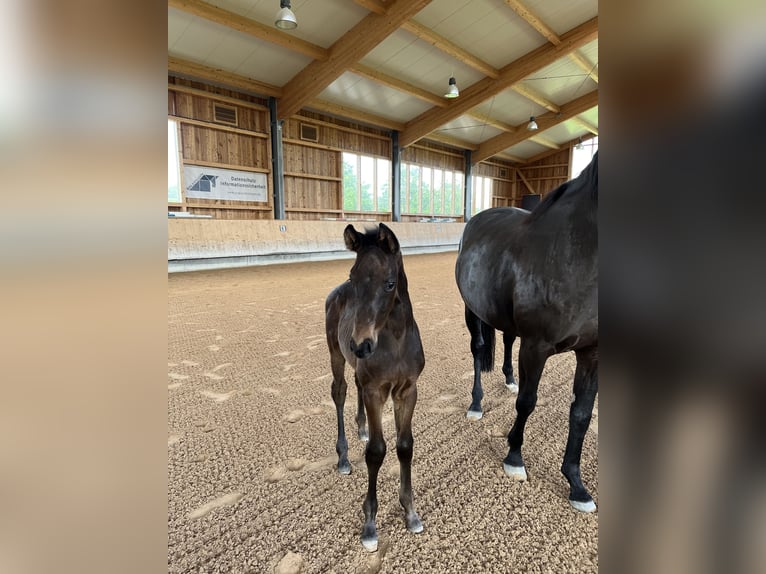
<box><xmin>325</xmin><ymin>223</ymin><xmax>425</xmax><ymax>552</ymax></box>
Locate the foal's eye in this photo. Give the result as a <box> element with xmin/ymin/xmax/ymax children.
<box><xmin>385</xmin><ymin>280</ymin><xmax>396</xmax><ymax>292</ymax></box>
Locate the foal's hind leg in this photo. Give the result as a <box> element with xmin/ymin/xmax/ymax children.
<box><xmin>561</xmin><ymin>345</ymin><xmax>598</xmax><ymax>512</ymax></box>
<box><xmin>360</xmin><ymin>384</ymin><xmax>387</xmax><ymax>552</ymax></box>
<box><xmin>329</xmin><ymin>351</ymin><xmax>351</xmax><ymax>474</ymax></box>
<box><xmin>465</xmin><ymin>307</ymin><xmax>495</xmax><ymax>420</ymax></box>
<box><xmin>503</xmin><ymin>338</ymin><xmax>549</xmax><ymax>481</ymax></box>
<box><xmin>393</xmin><ymin>382</ymin><xmax>423</xmax><ymax>535</ymax></box>
<box><xmin>354</xmin><ymin>373</ymin><xmax>368</xmax><ymax>442</ymax></box>
<box><xmin>502</xmin><ymin>332</ymin><xmax>518</xmax><ymax>393</ymax></box>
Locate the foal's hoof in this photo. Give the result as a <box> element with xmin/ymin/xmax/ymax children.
<box><xmin>466</xmin><ymin>409</ymin><xmax>483</xmax><ymax>420</ymax></box>
<box><xmin>503</xmin><ymin>463</ymin><xmax>528</xmax><ymax>481</ymax></box>
<box><xmin>361</xmin><ymin>535</ymin><xmax>378</xmax><ymax>552</ymax></box>
<box><xmin>505</xmin><ymin>382</ymin><xmax>519</xmax><ymax>394</ymax></box>
<box><xmin>358</xmin><ymin>429</ymin><xmax>369</xmax><ymax>442</ymax></box>
<box><xmin>569</xmin><ymin>498</ymin><xmax>597</xmax><ymax>513</ymax></box>
<box><xmin>337</xmin><ymin>461</ymin><xmax>351</xmax><ymax>475</ymax></box>
<box><xmin>406</xmin><ymin>515</ymin><xmax>423</xmax><ymax>534</ymax></box>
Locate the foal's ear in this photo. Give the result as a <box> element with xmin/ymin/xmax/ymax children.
<box><xmin>377</xmin><ymin>223</ymin><xmax>400</xmax><ymax>255</ymax></box>
<box><xmin>343</xmin><ymin>224</ymin><xmax>362</xmax><ymax>252</ymax></box>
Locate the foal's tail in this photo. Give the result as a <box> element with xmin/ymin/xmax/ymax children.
<box><xmin>465</xmin><ymin>306</ymin><xmax>495</xmax><ymax>372</ymax></box>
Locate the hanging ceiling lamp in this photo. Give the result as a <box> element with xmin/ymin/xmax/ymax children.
<box><xmin>527</xmin><ymin>116</ymin><xmax>538</xmax><ymax>131</ymax></box>
<box><xmin>275</xmin><ymin>0</ymin><xmax>297</xmax><ymax>30</ymax></box>
<box><xmin>575</xmin><ymin>137</ymin><xmax>584</xmax><ymax>150</ymax></box>
<box><xmin>444</xmin><ymin>76</ymin><xmax>459</xmax><ymax>99</ymax></box>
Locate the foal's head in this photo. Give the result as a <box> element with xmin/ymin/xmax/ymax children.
<box><xmin>343</xmin><ymin>223</ymin><xmax>402</xmax><ymax>359</ymax></box>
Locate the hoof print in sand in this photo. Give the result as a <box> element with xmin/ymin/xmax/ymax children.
<box><xmin>265</xmin><ymin>467</ymin><xmax>289</xmax><ymax>483</ymax></box>
<box><xmin>275</xmin><ymin>551</ymin><xmax>304</xmax><ymax>574</ymax></box>
<box><xmin>283</xmin><ymin>409</ymin><xmax>306</xmax><ymax>423</ymax></box>
<box><xmin>286</xmin><ymin>458</ymin><xmax>307</xmax><ymax>471</ymax></box>
<box><xmin>201</xmin><ymin>390</ymin><xmax>236</xmax><ymax>403</ymax></box>
<box><xmin>187</xmin><ymin>492</ymin><xmax>244</xmax><ymax>519</ymax></box>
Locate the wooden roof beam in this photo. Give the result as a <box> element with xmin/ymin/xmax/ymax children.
<box><xmin>466</xmin><ymin>111</ymin><xmax>515</xmax><ymax>133</ymax></box>
<box><xmin>473</xmin><ymin>89</ymin><xmax>597</xmax><ymax>163</ymax></box>
<box><xmin>305</xmin><ymin>99</ymin><xmax>405</xmax><ymax>131</ymax></box>
<box><xmin>278</xmin><ymin>0</ymin><xmax>433</xmax><ymax>119</ymax></box>
<box><xmin>400</xmin><ymin>20</ymin><xmax>500</xmax><ymax>79</ymax></box>
<box><xmin>571</xmin><ymin>115</ymin><xmax>599</xmax><ymax>135</ymax></box>
<box><xmin>503</xmin><ymin>0</ymin><xmax>561</xmax><ymax>45</ymax></box>
<box><xmin>168</xmin><ymin>56</ymin><xmax>283</xmax><ymax>98</ymax></box>
<box><xmin>511</xmin><ymin>83</ymin><xmax>560</xmax><ymax>113</ymax></box>
<box><xmin>399</xmin><ymin>17</ymin><xmax>597</xmax><ymax>147</ymax></box>
<box><xmin>570</xmin><ymin>51</ymin><xmax>598</xmax><ymax>83</ymax></box>
<box><xmin>529</xmin><ymin>135</ymin><xmax>560</xmax><ymax>150</ymax></box>
<box><xmin>351</xmin><ymin>0</ymin><xmax>388</xmax><ymax>15</ymax></box>
<box><xmin>350</xmin><ymin>64</ymin><xmax>447</xmax><ymax>107</ymax></box>
<box><xmin>168</xmin><ymin>0</ymin><xmax>329</xmax><ymax>61</ymax></box>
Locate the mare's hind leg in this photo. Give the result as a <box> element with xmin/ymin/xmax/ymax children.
<box><xmin>329</xmin><ymin>350</ymin><xmax>351</xmax><ymax>475</ymax></box>
<box><xmin>502</xmin><ymin>332</ymin><xmax>518</xmax><ymax>393</ymax></box>
<box><xmin>503</xmin><ymin>338</ymin><xmax>549</xmax><ymax>481</ymax></box>
<box><xmin>360</xmin><ymin>384</ymin><xmax>387</xmax><ymax>552</ymax></box>
<box><xmin>354</xmin><ymin>373</ymin><xmax>368</xmax><ymax>442</ymax></box>
<box><xmin>465</xmin><ymin>306</ymin><xmax>495</xmax><ymax>420</ymax></box>
<box><xmin>561</xmin><ymin>345</ymin><xmax>598</xmax><ymax>512</ymax></box>
<box><xmin>393</xmin><ymin>381</ymin><xmax>423</xmax><ymax>535</ymax></box>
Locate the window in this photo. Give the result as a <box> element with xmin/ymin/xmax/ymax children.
<box><xmin>342</xmin><ymin>152</ymin><xmax>392</xmax><ymax>212</ymax></box>
<box><xmin>168</xmin><ymin>120</ymin><xmax>182</xmax><ymax>203</ymax></box>
<box><xmin>400</xmin><ymin>162</ymin><xmax>464</xmax><ymax>217</ymax></box>
<box><xmin>571</xmin><ymin>136</ymin><xmax>598</xmax><ymax>179</ymax></box>
<box><xmin>471</xmin><ymin>175</ymin><xmax>493</xmax><ymax>214</ymax></box>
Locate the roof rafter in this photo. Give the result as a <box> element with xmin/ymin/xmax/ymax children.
<box><xmin>399</xmin><ymin>17</ymin><xmax>597</xmax><ymax>147</ymax></box>
<box><xmin>305</xmin><ymin>99</ymin><xmax>404</xmax><ymax>131</ymax></box>
<box><xmin>571</xmin><ymin>115</ymin><xmax>598</xmax><ymax>135</ymax></box>
<box><xmin>529</xmin><ymin>135</ymin><xmax>560</xmax><ymax>150</ymax></box>
<box><xmin>168</xmin><ymin>0</ymin><xmax>329</xmax><ymax>61</ymax></box>
<box><xmin>400</xmin><ymin>20</ymin><xmax>500</xmax><ymax>79</ymax></box>
<box><xmin>511</xmin><ymin>83</ymin><xmax>560</xmax><ymax>113</ymax></box>
<box><xmin>168</xmin><ymin>56</ymin><xmax>283</xmax><ymax>98</ymax></box>
<box><xmin>474</xmin><ymin>90</ymin><xmax>597</xmax><ymax>162</ymax></box>
<box><xmin>503</xmin><ymin>0</ymin><xmax>561</xmax><ymax>45</ymax></box>
<box><xmin>350</xmin><ymin>64</ymin><xmax>447</xmax><ymax>107</ymax></box>
<box><xmin>569</xmin><ymin>51</ymin><xmax>598</xmax><ymax>83</ymax></box>
<box><xmin>278</xmin><ymin>0</ymin><xmax>433</xmax><ymax>119</ymax></box>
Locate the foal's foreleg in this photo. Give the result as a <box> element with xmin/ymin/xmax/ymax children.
<box><xmin>354</xmin><ymin>373</ymin><xmax>368</xmax><ymax>442</ymax></box>
<box><xmin>561</xmin><ymin>345</ymin><xmax>598</xmax><ymax>512</ymax></box>
<box><xmin>393</xmin><ymin>382</ymin><xmax>423</xmax><ymax>535</ymax></box>
<box><xmin>360</xmin><ymin>386</ymin><xmax>386</xmax><ymax>552</ymax></box>
<box><xmin>503</xmin><ymin>339</ymin><xmax>549</xmax><ymax>481</ymax></box>
<box><xmin>330</xmin><ymin>352</ymin><xmax>351</xmax><ymax>474</ymax></box>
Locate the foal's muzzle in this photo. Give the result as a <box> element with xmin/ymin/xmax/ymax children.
<box><xmin>350</xmin><ymin>338</ymin><xmax>374</xmax><ymax>359</ymax></box>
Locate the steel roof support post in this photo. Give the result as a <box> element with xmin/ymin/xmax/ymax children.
<box><xmin>464</xmin><ymin>149</ymin><xmax>473</xmax><ymax>222</ymax></box>
<box><xmin>391</xmin><ymin>130</ymin><xmax>401</xmax><ymax>222</ymax></box>
<box><xmin>269</xmin><ymin>97</ymin><xmax>286</xmax><ymax>220</ymax></box>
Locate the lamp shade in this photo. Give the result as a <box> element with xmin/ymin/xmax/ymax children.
<box><xmin>527</xmin><ymin>116</ymin><xmax>538</xmax><ymax>130</ymax></box>
<box><xmin>275</xmin><ymin>1</ymin><xmax>297</xmax><ymax>29</ymax></box>
<box><xmin>444</xmin><ymin>76</ymin><xmax>459</xmax><ymax>98</ymax></box>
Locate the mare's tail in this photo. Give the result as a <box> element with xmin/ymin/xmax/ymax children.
<box><xmin>465</xmin><ymin>306</ymin><xmax>495</xmax><ymax>372</ymax></box>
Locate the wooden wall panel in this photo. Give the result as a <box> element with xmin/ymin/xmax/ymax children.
<box><xmin>169</xmin><ymin>76</ymin><xmax>273</xmax><ymax>220</ymax></box>
<box><xmin>401</xmin><ymin>142</ymin><xmax>464</xmax><ymax>172</ymax></box>
<box><xmin>517</xmin><ymin>148</ymin><xmax>571</xmax><ymax>199</ymax></box>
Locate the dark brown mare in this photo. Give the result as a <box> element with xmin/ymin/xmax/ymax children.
<box><xmin>325</xmin><ymin>223</ymin><xmax>425</xmax><ymax>552</ymax></box>
<box><xmin>455</xmin><ymin>152</ymin><xmax>598</xmax><ymax>512</ymax></box>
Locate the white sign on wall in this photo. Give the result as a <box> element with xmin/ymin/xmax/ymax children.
<box><xmin>184</xmin><ymin>165</ymin><xmax>268</xmax><ymax>202</ymax></box>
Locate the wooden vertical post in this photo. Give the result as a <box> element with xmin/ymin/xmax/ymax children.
<box><xmin>464</xmin><ymin>150</ymin><xmax>473</xmax><ymax>222</ymax></box>
<box><xmin>269</xmin><ymin>97</ymin><xmax>286</xmax><ymax>220</ymax></box>
<box><xmin>391</xmin><ymin>131</ymin><xmax>401</xmax><ymax>222</ymax></box>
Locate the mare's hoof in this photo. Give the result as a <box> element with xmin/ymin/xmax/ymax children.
<box><xmin>503</xmin><ymin>463</ymin><xmax>527</xmax><ymax>481</ymax></box>
<box><xmin>505</xmin><ymin>383</ymin><xmax>519</xmax><ymax>394</ymax></box>
<box><xmin>337</xmin><ymin>462</ymin><xmax>351</xmax><ymax>475</ymax></box>
<box><xmin>466</xmin><ymin>410</ymin><xmax>483</xmax><ymax>420</ymax></box>
<box><xmin>569</xmin><ymin>498</ymin><xmax>597</xmax><ymax>513</ymax></box>
<box><xmin>406</xmin><ymin>515</ymin><xmax>423</xmax><ymax>534</ymax></box>
<box><xmin>361</xmin><ymin>536</ymin><xmax>378</xmax><ymax>552</ymax></box>
<box><xmin>358</xmin><ymin>429</ymin><xmax>369</xmax><ymax>442</ymax></box>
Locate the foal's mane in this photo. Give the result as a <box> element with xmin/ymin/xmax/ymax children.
<box><xmin>526</xmin><ymin>151</ymin><xmax>598</xmax><ymax>223</ymax></box>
